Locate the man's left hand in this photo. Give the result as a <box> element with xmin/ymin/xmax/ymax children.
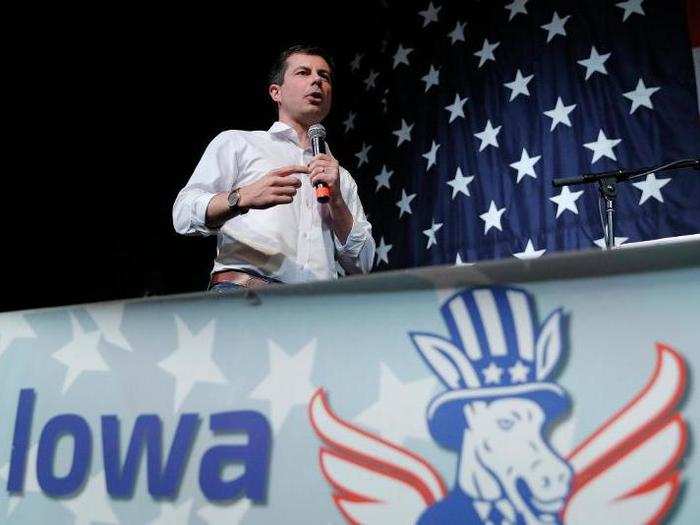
<box><xmin>308</xmin><ymin>154</ymin><xmax>342</xmax><ymax>203</ymax></box>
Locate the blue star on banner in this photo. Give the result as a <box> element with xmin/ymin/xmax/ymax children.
<box><xmin>331</xmin><ymin>0</ymin><xmax>700</xmax><ymax>269</ymax></box>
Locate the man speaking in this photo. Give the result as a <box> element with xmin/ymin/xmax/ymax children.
<box><xmin>173</xmin><ymin>45</ymin><xmax>375</xmax><ymax>291</ymax></box>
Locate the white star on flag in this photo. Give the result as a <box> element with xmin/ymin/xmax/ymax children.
<box><xmin>584</xmin><ymin>129</ymin><xmax>622</xmax><ymax>163</ymax></box>
<box><xmin>148</xmin><ymin>499</ymin><xmax>193</xmax><ymax>525</ymax></box>
<box><xmin>482</xmin><ymin>361</ymin><xmax>504</xmax><ymax>384</ymax></box>
<box><xmin>355</xmin><ymin>142</ymin><xmax>372</xmax><ymax>167</ymax></box>
<box><xmin>363</xmin><ymin>69</ymin><xmax>379</xmax><ymax>91</ymax></box>
<box><xmin>593</xmin><ymin>236</ymin><xmax>629</xmax><ymax>248</ymax></box>
<box><xmin>374</xmin><ymin>165</ymin><xmax>393</xmax><ymax>192</ymax></box>
<box><xmin>504</xmin><ymin>69</ymin><xmax>534</xmax><ymax>101</ymax></box>
<box><xmin>423</xmin><ymin>220</ymin><xmax>443</xmax><ymax>248</ymax></box>
<box><xmin>393</xmin><ymin>44</ymin><xmax>413</xmax><ymax>69</ymax></box>
<box><xmin>474</xmin><ymin>39</ymin><xmax>499</xmax><ymax>68</ymax></box>
<box><xmin>513</xmin><ymin>240</ymin><xmax>546</xmax><ymax>259</ymax></box>
<box><xmin>505</xmin><ymin>0</ymin><xmax>529</xmax><ymax>21</ymax></box>
<box><xmin>421</xmin><ymin>65</ymin><xmax>440</xmax><ymax>92</ymax></box>
<box><xmin>509</xmin><ymin>360</ymin><xmax>530</xmax><ymax>383</ymax></box>
<box><xmin>342</xmin><ymin>111</ymin><xmax>356</xmax><ymax>132</ymax></box>
<box><xmin>85</xmin><ymin>303</ymin><xmax>132</xmax><ymax>351</ymax></box>
<box><xmin>0</xmin><ymin>311</ymin><xmax>35</xmax><ymax>357</ymax></box>
<box><xmin>52</xmin><ymin>313</ymin><xmax>110</xmax><ymax>394</ymax></box>
<box><xmin>578</xmin><ymin>46</ymin><xmax>611</xmax><ymax>80</ymax></box>
<box><xmin>448</xmin><ymin>20</ymin><xmax>466</xmax><ymax>45</ymax></box>
<box><xmin>632</xmin><ymin>173</ymin><xmax>671</xmax><ymax>204</ymax></box>
<box><xmin>510</xmin><ymin>148</ymin><xmax>541</xmax><ymax>183</ymax></box>
<box><xmin>422</xmin><ymin>141</ymin><xmax>440</xmax><ymax>171</ymax></box>
<box><xmin>418</xmin><ymin>2</ymin><xmax>441</xmax><ymax>27</ymax></box>
<box><xmin>392</xmin><ymin>119</ymin><xmax>414</xmax><ymax>146</ymax></box>
<box><xmin>250</xmin><ymin>339</ymin><xmax>317</xmax><ymax>433</ymax></box>
<box><xmin>396</xmin><ymin>189</ymin><xmax>417</xmax><ymax>218</ymax></box>
<box><xmin>349</xmin><ymin>53</ymin><xmax>363</xmax><ymax>72</ymax></box>
<box><xmin>541</xmin><ymin>12</ymin><xmax>570</xmax><ymax>43</ymax></box>
<box><xmin>444</xmin><ymin>93</ymin><xmax>468</xmax><ymax>123</ymax></box>
<box><xmin>623</xmin><ymin>78</ymin><xmax>660</xmax><ymax>113</ymax></box>
<box><xmin>617</xmin><ymin>0</ymin><xmax>645</xmax><ymax>21</ymax></box>
<box><xmin>446</xmin><ymin>167</ymin><xmax>474</xmax><ymax>198</ymax></box>
<box><xmin>475</xmin><ymin>120</ymin><xmax>502</xmax><ymax>151</ymax></box>
<box><xmin>480</xmin><ymin>201</ymin><xmax>506</xmax><ymax>234</ymax></box>
<box><xmin>423</xmin><ymin>141</ymin><xmax>440</xmax><ymax>172</ymax></box>
<box><xmin>355</xmin><ymin>363</ymin><xmax>437</xmax><ymax>444</ymax></box>
<box><xmin>198</xmin><ymin>499</ymin><xmax>251</xmax><ymax>525</ymax></box>
<box><xmin>158</xmin><ymin>317</ymin><xmax>227</xmax><ymax>412</ymax></box>
<box><xmin>375</xmin><ymin>237</ymin><xmax>393</xmax><ymax>266</ymax></box>
<box><xmin>61</xmin><ymin>471</ymin><xmax>119</xmax><ymax>525</ymax></box>
<box><xmin>550</xmin><ymin>186</ymin><xmax>584</xmax><ymax>217</ymax></box>
<box><xmin>544</xmin><ymin>97</ymin><xmax>576</xmax><ymax>130</ymax></box>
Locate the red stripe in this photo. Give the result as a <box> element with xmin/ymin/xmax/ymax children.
<box><xmin>689</xmin><ymin>0</ymin><xmax>700</xmax><ymax>48</ymax></box>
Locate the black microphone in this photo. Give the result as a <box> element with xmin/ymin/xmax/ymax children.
<box><xmin>307</xmin><ymin>124</ymin><xmax>331</xmax><ymax>203</ymax></box>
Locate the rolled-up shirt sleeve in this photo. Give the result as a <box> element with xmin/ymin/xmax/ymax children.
<box><xmin>333</xmin><ymin>169</ymin><xmax>376</xmax><ymax>275</ymax></box>
<box><xmin>172</xmin><ymin>131</ymin><xmax>238</xmax><ymax>236</ymax></box>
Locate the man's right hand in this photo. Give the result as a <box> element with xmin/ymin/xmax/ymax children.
<box><xmin>204</xmin><ymin>165</ymin><xmax>308</xmax><ymax>229</ymax></box>
<box><xmin>237</xmin><ymin>165</ymin><xmax>308</xmax><ymax>210</ymax></box>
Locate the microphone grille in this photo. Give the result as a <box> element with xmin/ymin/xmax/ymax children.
<box><xmin>307</xmin><ymin>123</ymin><xmax>326</xmax><ymax>140</ymax></box>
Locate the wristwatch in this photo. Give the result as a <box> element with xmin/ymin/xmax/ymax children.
<box><xmin>227</xmin><ymin>188</ymin><xmax>248</xmax><ymax>215</ymax></box>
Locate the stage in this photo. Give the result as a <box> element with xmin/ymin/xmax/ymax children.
<box><xmin>0</xmin><ymin>239</ymin><xmax>698</xmax><ymax>523</ymax></box>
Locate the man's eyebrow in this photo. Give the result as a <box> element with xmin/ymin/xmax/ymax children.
<box><xmin>293</xmin><ymin>65</ymin><xmax>330</xmax><ymax>73</ymax></box>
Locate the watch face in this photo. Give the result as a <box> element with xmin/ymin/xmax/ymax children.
<box><xmin>228</xmin><ymin>190</ymin><xmax>239</xmax><ymax>208</ymax></box>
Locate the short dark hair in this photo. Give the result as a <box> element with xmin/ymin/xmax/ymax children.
<box><xmin>268</xmin><ymin>44</ymin><xmax>335</xmax><ymax>86</ymax></box>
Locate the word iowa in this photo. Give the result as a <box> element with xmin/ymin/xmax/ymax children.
<box><xmin>6</xmin><ymin>389</ymin><xmax>271</xmax><ymax>502</ymax></box>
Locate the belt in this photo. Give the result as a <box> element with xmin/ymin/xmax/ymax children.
<box><xmin>209</xmin><ymin>270</ymin><xmax>277</xmax><ymax>289</ymax></box>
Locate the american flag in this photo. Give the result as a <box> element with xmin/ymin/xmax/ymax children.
<box><xmin>329</xmin><ymin>0</ymin><xmax>700</xmax><ymax>269</ymax></box>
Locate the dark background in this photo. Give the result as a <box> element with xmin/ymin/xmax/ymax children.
<box><xmin>3</xmin><ymin>3</ymin><xmax>394</xmax><ymax>312</ymax></box>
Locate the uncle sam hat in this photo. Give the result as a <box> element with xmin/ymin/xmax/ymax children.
<box><xmin>410</xmin><ymin>286</ymin><xmax>570</xmax><ymax>450</ymax></box>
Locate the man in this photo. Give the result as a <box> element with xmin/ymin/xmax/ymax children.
<box><xmin>173</xmin><ymin>45</ymin><xmax>375</xmax><ymax>291</ymax></box>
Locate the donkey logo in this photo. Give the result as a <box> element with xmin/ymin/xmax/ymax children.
<box><xmin>310</xmin><ymin>286</ymin><xmax>687</xmax><ymax>524</ymax></box>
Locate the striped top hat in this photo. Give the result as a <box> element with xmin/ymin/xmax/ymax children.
<box><xmin>410</xmin><ymin>286</ymin><xmax>570</xmax><ymax>450</ymax></box>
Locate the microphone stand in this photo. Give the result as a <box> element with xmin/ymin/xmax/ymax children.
<box><xmin>552</xmin><ymin>158</ymin><xmax>700</xmax><ymax>250</ymax></box>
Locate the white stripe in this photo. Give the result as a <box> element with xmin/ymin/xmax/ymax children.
<box><xmin>473</xmin><ymin>289</ymin><xmax>508</xmax><ymax>356</ymax></box>
<box><xmin>507</xmin><ymin>290</ymin><xmax>534</xmax><ymax>361</ymax></box>
<box><xmin>448</xmin><ymin>298</ymin><xmax>482</xmax><ymax>360</ymax></box>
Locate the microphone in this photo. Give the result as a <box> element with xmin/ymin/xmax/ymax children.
<box><xmin>307</xmin><ymin>124</ymin><xmax>331</xmax><ymax>203</ymax></box>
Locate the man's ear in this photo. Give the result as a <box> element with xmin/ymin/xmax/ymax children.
<box><xmin>269</xmin><ymin>84</ymin><xmax>281</xmax><ymax>104</ymax></box>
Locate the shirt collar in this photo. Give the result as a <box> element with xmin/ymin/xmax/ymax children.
<box><xmin>268</xmin><ymin>121</ymin><xmax>300</xmax><ymax>142</ymax></box>
<box><xmin>268</xmin><ymin>121</ymin><xmax>292</xmax><ymax>135</ymax></box>
<box><xmin>268</xmin><ymin>121</ymin><xmax>314</xmax><ymax>150</ymax></box>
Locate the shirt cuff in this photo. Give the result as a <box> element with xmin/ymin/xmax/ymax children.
<box><xmin>333</xmin><ymin>222</ymin><xmax>368</xmax><ymax>258</ymax></box>
<box><xmin>192</xmin><ymin>192</ymin><xmax>219</xmax><ymax>234</ymax></box>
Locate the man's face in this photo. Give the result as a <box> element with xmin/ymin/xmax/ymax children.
<box><xmin>270</xmin><ymin>53</ymin><xmax>332</xmax><ymax>126</ymax></box>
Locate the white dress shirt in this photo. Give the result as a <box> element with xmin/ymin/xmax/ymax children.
<box><xmin>173</xmin><ymin>122</ymin><xmax>375</xmax><ymax>283</ymax></box>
